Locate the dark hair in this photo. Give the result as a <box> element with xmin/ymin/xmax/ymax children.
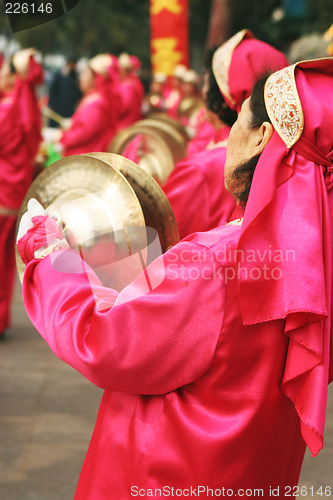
<box><xmin>203</xmin><ymin>47</ymin><xmax>237</xmax><ymax>128</ymax></box>
<box><xmin>250</xmin><ymin>71</ymin><xmax>272</xmax><ymax>128</ymax></box>
<box><xmin>205</xmin><ymin>67</ymin><xmax>238</xmax><ymax>127</ymax></box>
<box><xmin>9</xmin><ymin>57</ymin><xmax>16</xmax><ymax>75</ymax></box>
<box><xmin>231</xmin><ymin>154</ymin><xmax>260</xmax><ymax>206</ymax></box>
<box><xmin>232</xmin><ymin>72</ymin><xmax>272</xmax><ymax>206</ymax></box>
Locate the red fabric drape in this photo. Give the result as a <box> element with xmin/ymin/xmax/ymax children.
<box><xmin>150</xmin><ymin>0</ymin><xmax>189</xmax><ymax>76</ymax></box>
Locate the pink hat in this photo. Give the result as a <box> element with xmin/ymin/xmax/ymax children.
<box><xmin>213</xmin><ymin>29</ymin><xmax>289</xmax><ymax>112</ymax></box>
<box><xmin>237</xmin><ymin>58</ymin><xmax>333</xmax><ymax>456</ymax></box>
<box><xmin>89</xmin><ymin>54</ymin><xmax>119</xmax><ymax>131</ymax></box>
<box><xmin>130</xmin><ymin>55</ymin><xmax>141</xmax><ymax>72</ymax></box>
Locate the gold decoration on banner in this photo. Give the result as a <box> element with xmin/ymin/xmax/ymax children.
<box><xmin>151</xmin><ymin>38</ymin><xmax>183</xmax><ymax>76</ymax></box>
<box><xmin>150</xmin><ymin>0</ymin><xmax>182</xmax><ymax>16</ymax></box>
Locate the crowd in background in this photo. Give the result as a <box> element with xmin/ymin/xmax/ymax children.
<box><xmin>0</xmin><ymin>46</ymin><xmax>207</xmax><ymax>339</ymax></box>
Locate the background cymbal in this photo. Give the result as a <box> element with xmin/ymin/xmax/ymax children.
<box><xmin>132</xmin><ymin>118</ymin><xmax>187</xmax><ymax>162</ymax></box>
<box><xmin>84</xmin><ymin>153</ymin><xmax>179</xmax><ymax>254</ymax></box>
<box><xmin>108</xmin><ymin>126</ymin><xmax>176</xmax><ymax>184</ymax></box>
<box><xmin>147</xmin><ymin>112</ymin><xmax>189</xmax><ymax>142</ymax></box>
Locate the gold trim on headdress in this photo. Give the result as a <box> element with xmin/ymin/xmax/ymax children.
<box><xmin>265</xmin><ymin>58</ymin><xmax>333</xmax><ymax>148</ymax></box>
<box><xmin>212</xmin><ymin>29</ymin><xmax>253</xmax><ymax>107</ymax></box>
<box><xmin>264</xmin><ymin>64</ymin><xmax>304</xmax><ymax>148</ymax></box>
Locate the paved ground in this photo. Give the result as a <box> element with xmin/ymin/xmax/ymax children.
<box><xmin>0</xmin><ymin>276</ymin><xmax>332</xmax><ymax>499</ymax></box>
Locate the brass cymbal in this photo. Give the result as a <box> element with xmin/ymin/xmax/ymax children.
<box><xmin>16</xmin><ymin>155</ymin><xmax>147</xmax><ymax>290</ymax></box>
<box><xmin>147</xmin><ymin>112</ymin><xmax>189</xmax><ymax>142</ymax></box>
<box><xmin>132</xmin><ymin>118</ymin><xmax>187</xmax><ymax>162</ymax></box>
<box><xmin>84</xmin><ymin>153</ymin><xmax>179</xmax><ymax>253</ymax></box>
<box><xmin>108</xmin><ymin>126</ymin><xmax>175</xmax><ymax>184</ymax></box>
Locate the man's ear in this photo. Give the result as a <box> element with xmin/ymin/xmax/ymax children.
<box><xmin>252</xmin><ymin>122</ymin><xmax>274</xmax><ymax>156</ymax></box>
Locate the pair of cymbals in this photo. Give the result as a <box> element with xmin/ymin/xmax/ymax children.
<box><xmin>108</xmin><ymin>117</ymin><xmax>187</xmax><ymax>185</ymax></box>
<box><xmin>16</xmin><ymin>153</ymin><xmax>179</xmax><ymax>290</ymax></box>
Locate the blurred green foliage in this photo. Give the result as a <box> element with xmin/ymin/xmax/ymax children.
<box><xmin>0</xmin><ymin>0</ymin><xmax>332</xmax><ymax>66</ymax></box>
<box><xmin>233</xmin><ymin>0</ymin><xmax>333</xmax><ymax>50</ymax></box>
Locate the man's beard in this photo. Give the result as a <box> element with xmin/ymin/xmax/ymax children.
<box><xmin>230</xmin><ymin>154</ymin><xmax>260</xmax><ymax>206</ymax></box>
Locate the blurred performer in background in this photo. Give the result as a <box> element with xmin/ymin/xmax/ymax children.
<box><xmin>163</xmin><ymin>30</ymin><xmax>289</xmax><ymax>238</ymax></box>
<box><xmin>116</xmin><ymin>52</ymin><xmax>144</xmax><ymax>132</ymax></box>
<box><xmin>143</xmin><ymin>72</ymin><xmax>167</xmax><ymax>115</ymax></box>
<box><xmin>177</xmin><ymin>69</ymin><xmax>203</xmax><ymax>138</ymax></box>
<box><xmin>17</xmin><ymin>57</ymin><xmax>333</xmax><ymax>499</ymax></box>
<box><xmin>163</xmin><ymin>53</ymin><xmax>237</xmax><ymax>239</ymax></box>
<box><xmin>57</xmin><ymin>54</ymin><xmax>118</xmax><ymax>157</ymax></box>
<box><xmin>186</xmin><ymin>50</ymin><xmax>220</xmax><ymax>156</ymax></box>
<box><xmin>181</xmin><ymin>69</ymin><xmax>201</xmax><ymax>99</ymax></box>
<box><xmin>164</xmin><ymin>64</ymin><xmax>186</xmax><ymax>119</ymax></box>
<box><xmin>0</xmin><ymin>48</ymin><xmax>43</xmax><ymax>337</ymax></box>
<box><xmin>47</xmin><ymin>55</ymin><xmax>82</xmax><ymax>128</ymax></box>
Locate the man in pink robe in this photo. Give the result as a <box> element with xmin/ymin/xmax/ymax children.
<box><xmin>17</xmin><ymin>58</ymin><xmax>333</xmax><ymax>498</ymax></box>
<box><xmin>163</xmin><ymin>64</ymin><xmax>186</xmax><ymax>120</ymax></box>
<box><xmin>186</xmin><ymin>106</ymin><xmax>216</xmax><ymax>156</ymax></box>
<box><xmin>59</xmin><ymin>55</ymin><xmax>117</xmax><ymax>157</ymax></box>
<box><xmin>162</xmin><ymin>32</ymin><xmax>289</xmax><ymax>239</ymax></box>
<box><xmin>116</xmin><ymin>53</ymin><xmax>144</xmax><ymax>132</ymax></box>
<box><xmin>0</xmin><ymin>50</ymin><xmax>43</xmax><ymax>337</ymax></box>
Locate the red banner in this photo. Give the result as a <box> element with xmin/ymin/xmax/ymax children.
<box><xmin>150</xmin><ymin>0</ymin><xmax>189</xmax><ymax>76</ymax></box>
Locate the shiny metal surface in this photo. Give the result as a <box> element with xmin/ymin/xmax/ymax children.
<box><xmin>108</xmin><ymin>126</ymin><xmax>175</xmax><ymax>184</ymax></box>
<box><xmin>16</xmin><ymin>155</ymin><xmax>147</xmax><ymax>290</ymax></box>
<box><xmin>147</xmin><ymin>112</ymin><xmax>189</xmax><ymax>142</ymax></box>
<box><xmin>133</xmin><ymin>118</ymin><xmax>187</xmax><ymax>162</ymax></box>
<box><xmin>85</xmin><ymin>153</ymin><xmax>179</xmax><ymax>254</ymax></box>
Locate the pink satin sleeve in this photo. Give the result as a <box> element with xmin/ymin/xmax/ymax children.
<box><xmin>22</xmin><ymin>241</ymin><xmax>225</xmax><ymax>395</ymax></box>
<box><xmin>61</xmin><ymin>100</ymin><xmax>106</xmax><ymax>148</ymax></box>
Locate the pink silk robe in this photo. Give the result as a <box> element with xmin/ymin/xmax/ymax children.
<box><xmin>61</xmin><ymin>92</ymin><xmax>115</xmax><ymax>156</ymax></box>
<box><xmin>186</xmin><ymin>111</ymin><xmax>216</xmax><ymax>156</ymax></box>
<box><xmin>116</xmin><ymin>77</ymin><xmax>143</xmax><ymax>132</ymax></box>
<box><xmin>163</xmin><ymin>87</ymin><xmax>182</xmax><ymax>120</ymax></box>
<box><xmin>0</xmin><ymin>94</ymin><xmax>35</xmax><ymax>210</ymax></box>
<box><xmin>0</xmin><ymin>214</ymin><xmax>17</xmax><ymax>332</ymax></box>
<box><xmin>22</xmin><ymin>223</ymin><xmax>306</xmax><ymax>499</ymax></box>
<box><xmin>0</xmin><ymin>83</ymin><xmax>39</xmax><ymax>332</ymax></box>
<box><xmin>163</xmin><ymin>126</ymin><xmax>236</xmax><ymax>239</ymax></box>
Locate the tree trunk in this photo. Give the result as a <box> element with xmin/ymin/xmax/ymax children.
<box><xmin>206</xmin><ymin>0</ymin><xmax>232</xmax><ymax>49</ymax></box>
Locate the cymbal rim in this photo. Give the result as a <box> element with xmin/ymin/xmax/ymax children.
<box><xmin>108</xmin><ymin>126</ymin><xmax>175</xmax><ymax>184</ymax></box>
<box><xmin>84</xmin><ymin>153</ymin><xmax>180</xmax><ymax>253</ymax></box>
